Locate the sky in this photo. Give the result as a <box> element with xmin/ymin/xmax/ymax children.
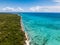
<box><xmin>0</xmin><ymin>0</ymin><xmax>60</xmax><ymax>12</ymax></box>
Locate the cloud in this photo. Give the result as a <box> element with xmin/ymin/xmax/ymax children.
<box><xmin>1</xmin><ymin>6</ymin><xmax>60</xmax><ymax>12</ymax></box>
<box><xmin>0</xmin><ymin>7</ymin><xmax>24</xmax><ymax>12</ymax></box>
<box><xmin>53</xmin><ymin>0</ymin><xmax>60</xmax><ymax>3</ymax></box>
<box><xmin>29</xmin><ymin>0</ymin><xmax>60</xmax><ymax>12</ymax></box>
<box><xmin>53</xmin><ymin>0</ymin><xmax>60</xmax><ymax>5</ymax></box>
<box><xmin>29</xmin><ymin>6</ymin><xmax>60</xmax><ymax>12</ymax></box>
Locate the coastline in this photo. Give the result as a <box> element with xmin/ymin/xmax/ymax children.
<box><xmin>20</xmin><ymin>16</ymin><xmax>30</xmax><ymax>45</ymax></box>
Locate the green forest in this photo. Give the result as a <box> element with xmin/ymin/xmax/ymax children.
<box><xmin>0</xmin><ymin>13</ymin><xmax>26</xmax><ymax>45</ymax></box>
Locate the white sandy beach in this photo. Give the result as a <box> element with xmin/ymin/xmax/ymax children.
<box><xmin>25</xmin><ymin>33</ymin><xmax>30</xmax><ymax>45</ymax></box>
<box><xmin>20</xmin><ymin>16</ymin><xmax>30</xmax><ymax>45</ymax></box>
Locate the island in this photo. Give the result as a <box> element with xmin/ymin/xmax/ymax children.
<box><xmin>0</xmin><ymin>13</ymin><xmax>27</xmax><ymax>45</ymax></box>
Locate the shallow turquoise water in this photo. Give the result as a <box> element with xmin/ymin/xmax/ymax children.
<box><xmin>19</xmin><ymin>13</ymin><xmax>60</xmax><ymax>45</ymax></box>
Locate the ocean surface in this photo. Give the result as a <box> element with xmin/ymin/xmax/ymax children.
<box><xmin>19</xmin><ymin>13</ymin><xmax>60</xmax><ymax>45</ymax></box>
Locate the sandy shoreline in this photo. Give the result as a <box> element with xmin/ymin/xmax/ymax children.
<box><xmin>20</xmin><ymin>16</ymin><xmax>30</xmax><ymax>45</ymax></box>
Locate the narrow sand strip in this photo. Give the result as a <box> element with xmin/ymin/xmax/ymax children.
<box><xmin>25</xmin><ymin>33</ymin><xmax>30</xmax><ymax>45</ymax></box>
<box><xmin>20</xmin><ymin>16</ymin><xmax>30</xmax><ymax>45</ymax></box>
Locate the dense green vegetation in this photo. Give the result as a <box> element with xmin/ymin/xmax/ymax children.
<box><xmin>0</xmin><ymin>13</ymin><xmax>26</xmax><ymax>45</ymax></box>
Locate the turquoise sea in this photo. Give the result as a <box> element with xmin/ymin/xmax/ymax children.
<box><xmin>19</xmin><ymin>13</ymin><xmax>60</xmax><ymax>45</ymax></box>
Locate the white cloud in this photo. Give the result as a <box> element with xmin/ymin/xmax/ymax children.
<box><xmin>53</xmin><ymin>0</ymin><xmax>60</xmax><ymax>6</ymax></box>
<box><xmin>16</xmin><ymin>7</ymin><xmax>24</xmax><ymax>11</ymax></box>
<box><xmin>0</xmin><ymin>7</ymin><xmax>24</xmax><ymax>12</ymax></box>
<box><xmin>53</xmin><ymin>0</ymin><xmax>60</xmax><ymax>3</ymax></box>
<box><xmin>29</xmin><ymin>0</ymin><xmax>60</xmax><ymax>12</ymax></box>
<box><xmin>29</xmin><ymin>6</ymin><xmax>60</xmax><ymax>12</ymax></box>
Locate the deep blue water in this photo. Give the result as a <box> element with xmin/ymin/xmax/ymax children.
<box><xmin>19</xmin><ymin>13</ymin><xmax>60</xmax><ymax>45</ymax></box>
